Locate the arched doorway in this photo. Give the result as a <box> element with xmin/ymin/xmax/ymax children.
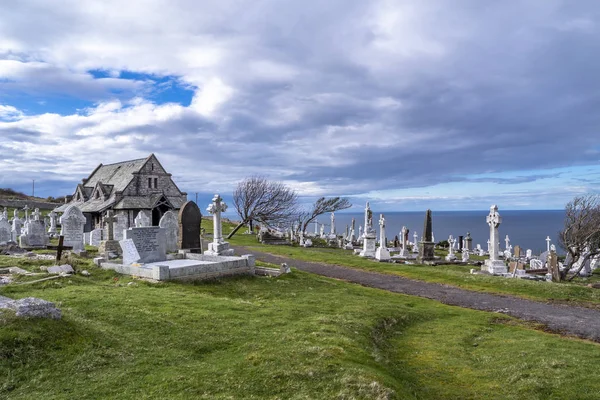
<box><xmin>151</xmin><ymin>196</ymin><xmax>173</xmax><ymax>226</ymax></box>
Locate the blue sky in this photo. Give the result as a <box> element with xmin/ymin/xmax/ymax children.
<box><xmin>1</xmin><ymin>0</ymin><xmax>599</xmax><ymax>212</ymax></box>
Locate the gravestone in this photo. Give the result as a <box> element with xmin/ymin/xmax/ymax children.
<box><xmin>98</xmin><ymin>210</ymin><xmax>122</xmax><ymax>258</ymax></box>
<box><xmin>445</xmin><ymin>235</ymin><xmax>457</xmax><ymax>261</ymax></box>
<box><xmin>359</xmin><ymin>202</ymin><xmax>376</xmax><ymax>257</ymax></box>
<box><xmin>205</xmin><ymin>194</ymin><xmax>234</xmax><ymax>256</ymax></box>
<box><xmin>114</xmin><ymin>212</ymin><xmax>128</xmax><ymax>241</ymax></box>
<box><xmin>375</xmin><ymin>214</ymin><xmax>390</xmax><ymax>261</ymax></box>
<box><xmin>399</xmin><ymin>226</ymin><xmax>409</xmax><ymax>257</ymax></box>
<box><xmin>11</xmin><ymin>210</ymin><xmax>22</xmax><ymax>241</ymax></box>
<box><xmin>119</xmin><ymin>238</ymin><xmax>142</xmax><ymax>266</ymax></box>
<box><xmin>19</xmin><ymin>219</ymin><xmax>48</xmax><ymax>248</ymax></box>
<box><xmin>462</xmin><ymin>250</ymin><xmax>470</xmax><ymax>263</ymax></box>
<box><xmin>464</xmin><ymin>232</ymin><xmax>473</xmax><ymax>251</ymax></box>
<box><xmin>526</xmin><ymin>249</ymin><xmax>532</xmax><ymax>259</ymax></box>
<box><xmin>548</xmin><ymin>251</ymin><xmax>560</xmax><ymax>281</ymax></box>
<box><xmin>178</xmin><ymin>201</ymin><xmax>202</xmax><ymax>251</ymax></box>
<box><xmin>59</xmin><ymin>204</ymin><xmax>86</xmax><ymax>252</ymax></box>
<box><xmin>417</xmin><ymin>209</ymin><xmax>435</xmax><ymax>263</ymax></box>
<box><xmin>135</xmin><ymin>211</ymin><xmax>151</xmax><ymax>227</ymax></box>
<box><xmin>483</xmin><ymin>205</ymin><xmax>506</xmax><ymax>274</ymax></box>
<box><xmin>123</xmin><ymin>226</ymin><xmax>167</xmax><ymax>264</ymax></box>
<box><xmin>514</xmin><ymin>245</ymin><xmax>522</xmax><ymax>258</ymax></box>
<box><xmin>47</xmin><ymin>211</ymin><xmax>58</xmax><ymax>237</ymax></box>
<box><xmin>0</xmin><ymin>219</ymin><xmax>11</xmax><ymax>245</ymax></box>
<box><xmin>89</xmin><ymin>228</ymin><xmax>104</xmax><ymax>246</ymax></box>
<box><xmin>159</xmin><ymin>211</ymin><xmax>178</xmax><ymax>253</ymax></box>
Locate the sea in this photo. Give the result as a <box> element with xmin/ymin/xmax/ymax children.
<box><xmin>321</xmin><ymin>210</ymin><xmax>566</xmax><ymax>255</ymax></box>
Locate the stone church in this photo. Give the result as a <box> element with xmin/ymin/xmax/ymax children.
<box><xmin>54</xmin><ymin>154</ymin><xmax>187</xmax><ymax>232</ymax></box>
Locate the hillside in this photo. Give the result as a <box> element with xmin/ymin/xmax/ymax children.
<box><xmin>0</xmin><ymin>188</ymin><xmax>64</xmax><ymax>211</ymax></box>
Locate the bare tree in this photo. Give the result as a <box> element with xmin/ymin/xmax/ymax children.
<box><xmin>227</xmin><ymin>176</ymin><xmax>298</xmax><ymax>238</ymax></box>
<box><xmin>557</xmin><ymin>194</ymin><xmax>600</xmax><ymax>281</ymax></box>
<box><xmin>296</xmin><ymin>197</ymin><xmax>352</xmax><ymax>234</ymax></box>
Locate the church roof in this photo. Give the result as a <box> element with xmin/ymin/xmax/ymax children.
<box><xmin>84</xmin><ymin>157</ymin><xmax>148</xmax><ymax>193</ymax></box>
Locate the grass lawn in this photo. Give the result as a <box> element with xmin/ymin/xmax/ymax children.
<box><xmin>1</xmin><ymin>253</ymin><xmax>600</xmax><ymax>399</ymax></box>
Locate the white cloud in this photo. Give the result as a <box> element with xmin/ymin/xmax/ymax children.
<box><xmin>0</xmin><ymin>104</ymin><xmax>23</xmax><ymax>121</ymax></box>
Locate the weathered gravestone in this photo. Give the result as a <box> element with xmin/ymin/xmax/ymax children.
<box><xmin>59</xmin><ymin>204</ymin><xmax>86</xmax><ymax>252</ymax></box>
<box><xmin>89</xmin><ymin>228</ymin><xmax>104</xmax><ymax>247</ymax></box>
<box><xmin>113</xmin><ymin>212</ymin><xmax>128</xmax><ymax>241</ymax></box>
<box><xmin>178</xmin><ymin>201</ymin><xmax>202</xmax><ymax>251</ymax></box>
<box><xmin>514</xmin><ymin>245</ymin><xmax>522</xmax><ymax>258</ymax></box>
<box><xmin>0</xmin><ymin>218</ymin><xmax>11</xmax><ymax>244</ymax></box>
<box><xmin>19</xmin><ymin>219</ymin><xmax>48</xmax><ymax>248</ymax></box>
<box><xmin>122</xmin><ymin>226</ymin><xmax>167</xmax><ymax>264</ymax></box>
<box><xmin>11</xmin><ymin>210</ymin><xmax>22</xmax><ymax>242</ymax></box>
<box><xmin>159</xmin><ymin>211</ymin><xmax>178</xmax><ymax>253</ymax></box>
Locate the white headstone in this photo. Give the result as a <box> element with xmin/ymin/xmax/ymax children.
<box><xmin>205</xmin><ymin>194</ymin><xmax>234</xmax><ymax>256</ymax></box>
<box><xmin>135</xmin><ymin>211</ymin><xmax>151</xmax><ymax>227</ymax></box>
<box><xmin>330</xmin><ymin>212</ymin><xmax>336</xmax><ymax>235</ymax></box>
<box><xmin>119</xmin><ymin>238</ymin><xmax>141</xmax><ymax>266</ymax></box>
<box><xmin>545</xmin><ymin>236</ymin><xmax>551</xmax><ymax>253</ymax></box>
<box><xmin>59</xmin><ymin>204</ymin><xmax>86</xmax><ymax>251</ymax></box>
<box><xmin>159</xmin><ymin>211</ymin><xmax>178</xmax><ymax>253</ymax></box>
<box><xmin>462</xmin><ymin>250</ymin><xmax>470</xmax><ymax>262</ymax></box>
<box><xmin>446</xmin><ymin>235</ymin><xmax>457</xmax><ymax>261</ymax></box>
<box><xmin>399</xmin><ymin>226</ymin><xmax>409</xmax><ymax>257</ymax></box>
<box><xmin>526</xmin><ymin>249</ymin><xmax>532</xmax><ymax>259</ymax></box>
<box><xmin>375</xmin><ymin>214</ymin><xmax>390</xmax><ymax>261</ymax></box>
<box><xmin>48</xmin><ymin>211</ymin><xmax>58</xmax><ymax>235</ymax></box>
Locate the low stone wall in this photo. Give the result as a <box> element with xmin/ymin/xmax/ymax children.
<box><xmin>0</xmin><ymin>199</ymin><xmax>61</xmax><ymax>210</ymax></box>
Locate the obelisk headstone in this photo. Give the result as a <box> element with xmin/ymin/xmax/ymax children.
<box><xmin>417</xmin><ymin>209</ymin><xmax>435</xmax><ymax>263</ymax></box>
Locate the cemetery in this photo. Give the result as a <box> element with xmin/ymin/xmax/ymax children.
<box><xmin>1</xmin><ymin>169</ymin><xmax>600</xmax><ymax>399</ymax></box>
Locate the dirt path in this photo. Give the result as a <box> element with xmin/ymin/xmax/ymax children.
<box><xmin>235</xmin><ymin>246</ymin><xmax>600</xmax><ymax>342</ymax></box>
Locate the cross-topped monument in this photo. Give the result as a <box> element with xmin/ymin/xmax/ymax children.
<box><xmin>484</xmin><ymin>205</ymin><xmax>506</xmax><ymax>274</ymax></box>
<box><xmin>545</xmin><ymin>236</ymin><xmax>551</xmax><ymax>253</ymax></box>
<box><xmin>399</xmin><ymin>226</ymin><xmax>409</xmax><ymax>257</ymax></box>
<box><xmin>205</xmin><ymin>194</ymin><xmax>234</xmax><ymax>256</ymax></box>
<box><xmin>104</xmin><ymin>210</ymin><xmax>118</xmax><ymax>241</ymax></box>
<box><xmin>375</xmin><ymin>214</ymin><xmax>390</xmax><ymax>261</ymax></box>
<box><xmin>22</xmin><ymin>205</ymin><xmax>30</xmax><ymax>222</ymax></box>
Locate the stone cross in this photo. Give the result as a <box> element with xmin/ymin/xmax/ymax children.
<box><xmin>13</xmin><ymin>209</ymin><xmax>19</xmax><ymax>220</ymax></box>
<box><xmin>504</xmin><ymin>235</ymin><xmax>510</xmax><ymax>251</ymax></box>
<box><xmin>33</xmin><ymin>208</ymin><xmax>41</xmax><ymax>221</ymax></box>
<box><xmin>378</xmin><ymin>214</ymin><xmax>386</xmax><ymax>246</ymax></box>
<box><xmin>104</xmin><ymin>210</ymin><xmax>118</xmax><ymax>241</ymax></box>
<box><xmin>448</xmin><ymin>235</ymin><xmax>456</xmax><ymax>256</ymax></box>
<box><xmin>486</xmin><ymin>205</ymin><xmax>502</xmax><ymax>261</ymax></box>
<box><xmin>207</xmin><ymin>194</ymin><xmax>227</xmax><ymax>244</ymax></box>
<box><xmin>330</xmin><ymin>212</ymin><xmax>336</xmax><ymax>235</ymax></box>
<box><xmin>22</xmin><ymin>205</ymin><xmax>30</xmax><ymax>221</ymax></box>
<box><xmin>546</xmin><ymin>236</ymin><xmax>551</xmax><ymax>253</ymax></box>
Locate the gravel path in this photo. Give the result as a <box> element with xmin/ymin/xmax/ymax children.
<box><xmin>236</xmin><ymin>246</ymin><xmax>600</xmax><ymax>342</ymax></box>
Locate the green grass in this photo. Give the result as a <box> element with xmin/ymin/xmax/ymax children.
<box><xmin>1</xmin><ymin>255</ymin><xmax>600</xmax><ymax>399</ymax></box>
<box><xmin>215</xmin><ymin>220</ymin><xmax>600</xmax><ymax>308</ymax></box>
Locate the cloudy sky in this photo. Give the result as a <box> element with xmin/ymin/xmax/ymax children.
<box><xmin>1</xmin><ymin>0</ymin><xmax>599</xmax><ymax>212</ymax></box>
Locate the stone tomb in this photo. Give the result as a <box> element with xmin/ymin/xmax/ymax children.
<box><xmin>59</xmin><ymin>205</ymin><xmax>86</xmax><ymax>252</ymax></box>
<box><xmin>0</xmin><ymin>218</ymin><xmax>11</xmax><ymax>245</ymax></box>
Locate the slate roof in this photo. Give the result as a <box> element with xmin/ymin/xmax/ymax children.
<box><xmin>85</xmin><ymin>157</ymin><xmax>147</xmax><ymax>192</ymax></box>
